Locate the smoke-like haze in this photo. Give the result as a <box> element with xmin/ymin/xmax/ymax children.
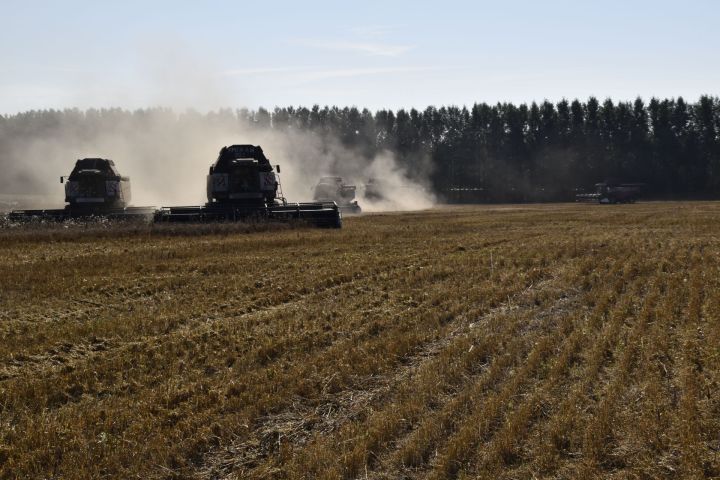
<box><xmin>0</xmin><ymin>111</ymin><xmax>435</xmax><ymax>212</ymax></box>
<box><xmin>0</xmin><ymin>46</ymin><xmax>435</xmax><ymax>212</ymax></box>
<box><xmin>355</xmin><ymin>152</ymin><xmax>435</xmax><ymax>212</ymax></box>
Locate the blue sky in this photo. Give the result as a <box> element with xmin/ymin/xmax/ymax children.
<box><xmin>1</xmin><ymin>0</ymin><xmax>718</xmax><ymax>113</ymax></box>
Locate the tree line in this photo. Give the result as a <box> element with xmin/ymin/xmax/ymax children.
<box><xmin>1</xmin><ymin>96</ymin><xmax>719</xmax><ymax>202</ymax></box>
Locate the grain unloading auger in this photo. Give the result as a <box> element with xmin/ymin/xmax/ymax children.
<box><xmin>8</xmin><ymin>158</ymin><xmax>156</xmax><ymax>221</ymax></box>
<box><xmin>154</xmin><ymin>145</ymin><xmax>342</xmax><ymax>228</ymax></box>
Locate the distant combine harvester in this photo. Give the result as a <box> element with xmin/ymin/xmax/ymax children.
<box><xmin>575</xmin><ymin>181</ymin><xmax>644</xmax><ymax>204</ymax></box>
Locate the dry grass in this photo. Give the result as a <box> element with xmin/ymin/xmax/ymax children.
<box><xmin>1</xmin><ymin>202</ymin><xmax>720</xmax><ymax>479</ymax></box>
<box><xmin>0</xmin><ymin>216</ymin><xmax>294</xmax><ymax>245</ymax></box>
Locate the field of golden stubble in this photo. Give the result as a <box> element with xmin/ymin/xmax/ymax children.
<box><xmin>1</xmin><ymin>203</ymin><xmax>719</xmax><ymax>479</ymax></box>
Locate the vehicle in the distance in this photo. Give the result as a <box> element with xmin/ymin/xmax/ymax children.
<box><xmin>576</xmin><ymin>181</ymin><xmax>644</xmax><ymax>204</ymax></box>
<box><xmin>313</xmin><ymin>176</ymin><xmax>361</xmax><ymax>214</ymax></box>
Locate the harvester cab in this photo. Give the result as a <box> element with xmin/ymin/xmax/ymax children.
<box><xmin>62</xmin><ymin>158</ymin><xmax>131</xmax><ymax>207</ymax></box>
<box><xmin>313</xmin><ymin>176</ymin><xmax>361</xmax><ymax>213</ymax></box>
<box><xmin>207</xmin><ymin>145</ymin><xmax>283</xmax><ymax>207</ymax></box>
<box><xmin>596</xmin><ymin>182</ymin><xmax>643</xmax><ymax>204</ymax></box>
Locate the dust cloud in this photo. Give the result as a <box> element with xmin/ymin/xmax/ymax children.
<box><xmin>355</xmin><ymin>152</ymin><xmax>435</xmax><ymax>212</ymax></box>
<box><xmin>0</xmin><ymin>111</ymin><xmax>436</xmax><ymax>212</ymax></box>
<box><xmin>1</xmin><ymin>44</ymin><xmax>436</xmax><ymax>212</ymax></box>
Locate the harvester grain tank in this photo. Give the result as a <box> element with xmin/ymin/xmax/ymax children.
<box><xmin>154</xmin><ymin>145</ymin><xmax>342</xmax><ymax>227</ymax></box>
<box><xmin>575</xmin><ymin>182</ymin><xmax>643</xmax><ymax>204</ymax></box>
<box><xmin>313</xmin><ymin>176</ymin><xmax>361</xmax><ymax>214</ymax></box>
<box><xmin>8</xmin><ymin>158</ymin><xmax>155</xmax><ymax>220</ymax></box>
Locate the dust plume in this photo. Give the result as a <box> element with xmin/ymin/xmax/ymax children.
<box><xmin>356</xmin><ymin>151</ymin><xmax>436</xmax><ymax>212</ymax></box>
<box><xmin>0</xmin><ymin>43</ymin><xmax>436</xmax><ymax>212</ymax></box>
<box><xmin>240</xmin><ymin>127</ymin><xmax>436</xmax><ymax>212</ymax></box>
<box><xmin>0</xmin><ymin>110</ymin><xmax>436</xmax><ymax>213</ymax></box>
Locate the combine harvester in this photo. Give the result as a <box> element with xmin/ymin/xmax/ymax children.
<box><xmin>155</xmin><ymin>145</ymin><xmax>342</xmax><ymax>228</ymax></box>
<box><xmin>7</xmin><ymin>146</ymin><xmax>342</xmax><ymax>228</ymax></box>
<box><xmin>313</xmin><ymin>176</ymin><xmax>361</xmax><ymax>214</ymax></box>
<box><xmin>364</xmin><ymin>177</ymin><xmax>383</xmax><ymax>202</ymax></box>
<box><xmin>8</xmin><ymin>158</ymin><xmax>156</xmax><ymax>221</ymax></box>
<box><xmin>575</xmin><ymin>181</ymin><xmax>644</xmax><ymax>204</ymax></box>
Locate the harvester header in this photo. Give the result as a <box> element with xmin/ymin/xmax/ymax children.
<box><xmin>8</xmin><ymin>146</ymin><xmax>343</xmax><ymax>228</ymax></box>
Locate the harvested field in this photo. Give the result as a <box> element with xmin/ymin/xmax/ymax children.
<box><xmin>1</xmin><ymin>203</ymin><xmax>719</xmax><ymax>479</ymax></box>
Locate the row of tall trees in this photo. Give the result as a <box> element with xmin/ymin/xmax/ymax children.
<box><xmin>2</xmin><ymin>96</ymin><xmax>719</xmax><ymax>201</ymax></box>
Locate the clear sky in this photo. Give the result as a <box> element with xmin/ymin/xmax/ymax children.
<box><xmin>1</xmin><ymin>0</ymin><xmax>718</xmax><ymax>114</ymax></box>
